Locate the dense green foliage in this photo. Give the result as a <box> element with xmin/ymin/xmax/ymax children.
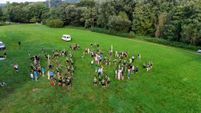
<box><xmin>4</xmin><ymin>2</ymin><xmax>48</xmax><ymax>23</ymax></box>
<box><xmin>0</xmin><ymin>0</ymin><xmax>201</xmax><ymax>46</ymax></box>
<box><xmin>108</xmin><ymin>12</ymin><xmax>131</xmax><ymax>32</ymax></box>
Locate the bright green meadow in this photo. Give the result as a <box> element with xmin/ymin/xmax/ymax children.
<box><xmin>0</xmin><ymin>24</ymin><xmax>201</xmax><ymax>113</ymax></box>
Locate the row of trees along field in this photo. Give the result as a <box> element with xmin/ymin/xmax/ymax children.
<box><xmin>0</xmin><ymin>0</ymin><xmax>201</xmax><ymax>46</ymax></box>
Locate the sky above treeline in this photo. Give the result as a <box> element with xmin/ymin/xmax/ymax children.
<box><xmin>0</xmin><ymin>0</ymin><xmax>46</xmax><ymax>3</ymax></box>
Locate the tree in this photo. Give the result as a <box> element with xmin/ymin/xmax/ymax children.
<box><xmin>108</xmin><ymin>11</ymin><xmax>131</xmax><ymax>32</ymax></box>
<box><xmin>155</xmin><ymin>12</ymin><xmax>167</xmax><ymax>37</ymax></box>
<box><xmin>162</xmin><ymin>6</ymin><xmax>183</xmax><ymax>41</ymax></box>
<box><xmin>113</xmin><ymin>0</ymin><xmax>136</xmax><ymax>22</ymax></box>
<box><xmin>96</xmin><ymin>1</ymin><xmax>116</xmax><ymax>28</ymax></box>
<box><xmin>78</xmin><ymin>0</ymin><xmax>97</xmax><ymax>28</ymax></box>
<box><xmin>81</xmin><ymin>7</ymin><xmax>97</xmax><ymax>28</ymax></box>
<box><xmin>132</xmin><ymin>2</ymin><xmax>155</xmax><ymax>35</ymax></box>
<box><xmin>180</xmin><ymin>1</ymin><xmax>201</xmax><ymax>45</ymax></box>
<box><xmin>60</xmin><ymin>5</ymin><xmax>83</xmax><ymax>25</ymax></box>
<box><xmin>28</xmin><ymin>3</ymin><xmax>49</xmax><ymax>23</ymax></box>
<box><xmin>6</xmin><ymin>3</ymin><xmax>32</xmax><ymax>23</ymax></box>
<box><xmin>49</xmin><ymin>4</ymin><xmax>85</xmax><ymax>26</ymax></box>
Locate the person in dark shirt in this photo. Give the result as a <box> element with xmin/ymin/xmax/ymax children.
<box><xmin>135</xmin><ymin>66</ymin><xmax>139</xmax><ymax>73</ymax></box>
<box><xmin>4</xmin><ymin>52</ymin><xmax>7</xmax><ymax>58</ymax></box>
<box><xmin>18</xmin><ymin>41</ymin><xmax>21</xmax><ymax>47</ymax></box>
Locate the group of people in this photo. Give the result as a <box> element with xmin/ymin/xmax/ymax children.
<box><xmin>27</xmin><ymin>43</ymin><xmax>153</xmax><ymax>88</ymax></box>
<box><xmin>83</xmin><ymin>43</ymin><xmax>153</xmax><ymax>87</ymax></box>
<box><xmin>143</xmin><ymin>62</ymin><xmax>153</xmax><ymax>72</ymax></box>
<box><xmin>48</xmin><ymin>49</ymin><xmax>74</xmax><ymax>87</ymax></box>
<box><xmin>29</xmin><ymin>46</ymin><xmax>76</xmax><ymax>88</ymax></box>
<box><xmin>94</xmin><ymin>65</ymin><xmax>111</xmax><ymax>87</ymax></box>
<box><xmin>114</xmin><ymin>52</ymin><xmax>142</xmax><ymax>80</ymax></box>
<box><xmin>83</xmin><ymin>43</ymin><xmax>111</xmax><ymax>87</ymax></box>
<box><xmin>93</xmin><ymin>74</ymin><xmax>110</xmax><ymax>87</ymax></box>
<box><xmin>30</xmin><ymin>55</ymin><xmax>45</xmax><ymax>81</ymax></box>
<box><xmin>70</xmin><ymin>43</ymin><xmax>80</xmax><ymax>51</ymax></box>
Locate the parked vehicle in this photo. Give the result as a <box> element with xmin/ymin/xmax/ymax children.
<box><xmin>61</xmin><ymin>35</ymin><xmax>71</xmax><ymax>42</ymax></box>
<box><xmin>197</xmin><ymin>49</ymin><xmax>201</xmax><ymax>53</ymax></box>
<box><xmin>0</xmin><ymin>41</ymin><xmax>6</xmax><ymax>50</ymax></box>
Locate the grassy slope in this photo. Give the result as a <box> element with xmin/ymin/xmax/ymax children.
<box><xmin>0</xmin><ymin>24</ymin><xmax>201</xmax><ymax>113</ymax></box>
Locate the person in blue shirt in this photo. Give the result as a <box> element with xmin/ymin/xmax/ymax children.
<box><xmin>34</xmin><ymin>70</ymin><xmax>38</xmax><ymax>81</ymax></box>
<box><xmin>41</xmin><ymin>67</ymin><xmax>45</xmax><ymax>77</ymax></box>
<box><xmin>49</xmin><ymin>71</ymin><xmax>54</xmax><ymax>78</ymax></box>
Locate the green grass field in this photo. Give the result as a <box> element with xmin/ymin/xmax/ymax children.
<box><xmin>0</xmin><ymin>24</ymin><xmax>201</xmax><ymax>113</ymax></box>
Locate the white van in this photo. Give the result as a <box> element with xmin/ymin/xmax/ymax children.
<box><xmin>197</xmin><ymin>49</ymin><xmax>201</xmax><ymax>53</ymax></box>
<box><xmin>61</xmin><ymin>34</ymin><xmax>71</xmax><ymax>42</ymax></box>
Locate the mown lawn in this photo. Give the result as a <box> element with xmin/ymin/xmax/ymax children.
<box><xmin>0</xmin><ymin>24</ymin><xmax>201</xmax><ymax>113</ymax></box>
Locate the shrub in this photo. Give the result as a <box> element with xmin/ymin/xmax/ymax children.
<box><xmin>46</xmin><ymin>19</ymin><xmax>64</xmax><ymax>28</ymax></box>
<box><xmin>90</xmin><ymin>27</ymin><xmax>135</xmax><ymax>38</ymax></box>
<box><xmin>138</xmin><ymin>35</ymin><xmax>200</xmax><ymax>50</ymax></box>
<box><xmin>90</xmin><ymin>27</ymin><xmax>200</xmax><ymax>50</ymax></box>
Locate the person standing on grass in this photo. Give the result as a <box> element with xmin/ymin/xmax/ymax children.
<box><xmin>93</xmin><ymin>76</ymin><xmax>98</xmax><ymax>86</ymax></box>
<box><xmin>105</xmin><ymin>75</ymin><xmax>110</xmax><ymax>87</ymax></box>
<box><xmin>135</xmin><ymin>66</ymin><xmax>139</xmax><ymax>73</ymax></box>
<box><xmin>37</xmin><ymin>66</ymin><xmax>42</xmax><ymax>75</ymax></box>
<box><xmin>30</xmin><ymin>70</ymin><xmax>34</xmax><ymax>80</ymax></box>
<box><xmin>13</xmin><ymin>64</ymin><xmax>19</xmax><ymax>72</ymax></box>
<box><xmin>57</xmin><ymin>71</ymin><xmax>61</xmax><ymax>79</ymax></box>
<box><xmin>131</xmin><ymin>65</ymin><xmax>135</xmax><ymax>74</ymax></box>
<box><xmin>131</xmin><ymin>55</ymin><xmax>135</xmax><ymax>63</ymax></box>
<box><xmin>28</xmin><ymin>51</ymin><xmax>31</xmax><ymax>57</ymax></box>
<box><xmin>18</xmin><ymin>41</ymin><xmax>21</xmax><ymax>47</ymax></box>
<box><xmin>129</xmin><ymin>58</ymin><xmax>132</xmax><ymax>64</ymax></box>
<box><xmin>50</xmin><ymin>78</ymin><xmax>56</xmax><ymax>86</ymax></box>
<box><xmin>42</xmin><ymin>67</ymin><xmax>45</xmax><ymax>77</ymax></box>
<box><xmin>97</xmin><ymin>66</ymin><xmax>103</xmax><ymax>77</ymax></box>
<box><xmin>49</xmin><ymin>71</ymin><xmax>54</xmax><ymax>79</ymax></box>
<box><xmin>127</xmin><ymin>64</ymin><xmax>132</xmax><ymax>80</ymax></box>
<box><xmin>47</xmin><ymin>70</ymin><xmax>50</xmax><ymax>80</ymax></box>
<box><xmin>117</xmin><ymin>68</ymin><xmax>122</xmax><ymax>80</ymax></box>
<box><xmin>101</xmin><ymin>79</ymin><xmax>105</xmax><ymax>87</ymax></box>
<box><xmin>138</xmin><ymin>53</ymin><xmax>141</xmax><ymax>60</ymax></box>
<box><xmin>34</xmin><ymin>70</ymin><xmax>38</xmax><ymax>81</ymax></box>
<box><xmin>4</xmin><ymin>52</ymin><xmax>7</xmax><ymax>58</ymax></box>
<box><xmin>115</xmin><ymin>51</ymin><xmax>118</xmax><ymax>58</ymax></box>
